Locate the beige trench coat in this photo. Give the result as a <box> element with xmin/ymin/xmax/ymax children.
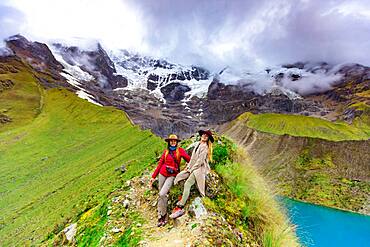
<box><xmin>174</xmin><ymin>141</ymin><xmax>210</xmax><ymax>196</ymax></box>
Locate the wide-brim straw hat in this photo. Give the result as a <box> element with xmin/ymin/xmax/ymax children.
<box><xmin>198</xmin><ymin>129</ymin><xmax>214</xmax><ymax>143</ymax></box>
<box><xmin>165</xmin><ymin>134</ymin><xmax>181</xmax><ymax>142</ymax></box>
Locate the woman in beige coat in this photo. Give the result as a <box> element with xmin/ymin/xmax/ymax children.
<box><xmin>170</xmin><ymin>130</ymin><xmax>214</xmax><ymax>219</ymax></box>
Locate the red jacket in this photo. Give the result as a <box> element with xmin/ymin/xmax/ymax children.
<box><xmin>152</xmin><ymin>147</ymin><xmax>190</xmax><ymax>178</ymax></box>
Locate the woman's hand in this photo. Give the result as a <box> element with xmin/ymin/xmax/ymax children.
<box><xmin>149</xmin><ymin>178</ymin><xmax>155</xmax><ymax>188</ymax></box>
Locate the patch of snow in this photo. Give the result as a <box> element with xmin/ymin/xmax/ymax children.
<box><xmin>50</xmin><ymin>47</ymin><xmax>102</xmax><ymax>106</ymax></box>
<box><xmin>76</xmin><ymin>90</ymin><xmax>102</xmax><ymax>106</ymax></box>
<box><xmin>183</xmin><ymin>78</ymin><xmax>213</xmax><ymax>100</ymax></box>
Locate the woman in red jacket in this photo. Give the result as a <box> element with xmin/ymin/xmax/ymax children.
<box><xmin>149</xmin><ymin>134</ymin><xmax>190</xmax><ymax>227</ymax></box>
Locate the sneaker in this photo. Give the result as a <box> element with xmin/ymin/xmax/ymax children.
<box><xmin>169</xmin><ymin>206</ymin><xmax>185</xmax><ymax>219</ymax></box>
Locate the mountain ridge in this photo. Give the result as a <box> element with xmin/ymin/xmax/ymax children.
<box><xmin>3</xmin><ymin>34</ymin><xmax>369</xmax><ymax>138</ymax></box>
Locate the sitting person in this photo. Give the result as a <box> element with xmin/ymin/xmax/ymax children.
<box><xmin>170</xmin><ymin>130</ymin><xmax>214</xmax><ymax>219</ymax></box>
<box><xmin>149</xmin><ymin>134</ymin><xmax>190</xmax><ymax>226</ymax></box>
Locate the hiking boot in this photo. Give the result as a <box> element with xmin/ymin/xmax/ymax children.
<box><xmin>157</xmin><ymin>218</ymin><xmax>163</xmax><ymax>227</ymax></box>
<box><xmin>157</xmin><ymin>214</ymin><xmax>167</xmax><ymax>227</ymax></box>
<box><xmin>161</xmin><ymin>216</ymin><xmax>168</xmax><ymax>226</ymax></box>
<box><xmin>169</xmin><ymin>206</ymin><xmax>185</xmax><ymax>219</ymax></box>
<box><xmin>157</xmin><ymin>215</ymin><xmax>164</xmax><ymax>227</ymax></box>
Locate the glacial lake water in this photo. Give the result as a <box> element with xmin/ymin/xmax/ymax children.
<box><xmin>281</xmin><ymin>197</ymin><xmax>370</xmax><ymax>247</ymax></box>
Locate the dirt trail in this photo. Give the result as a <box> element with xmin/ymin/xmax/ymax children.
<box><xmin>104</xmin><ymin>171</ymin><xmax>208</xmax><ymax>247</ymax></box>
<box><xmin>130</xmin><ymin>174</ymin><xmax>204</xmax><ymax>247</ymax></box>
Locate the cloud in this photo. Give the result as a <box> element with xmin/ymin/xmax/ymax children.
<box><xmin>0</xmin><ymin>2</ymin><xmax>25</xmax><ymax>53</ymax></box>
<box><xmin>1</xmin><ymin>0</ymin><xmax>370</xmax><ymax>71</ymax></box>
<box><xmin>130</xmin><ymin>0</ymin><xmax>370</xmax><ymax>70</ymax></box>
<box><xmin>4</xmin><ymin>0</ymin><xmax>146</xmax><ymax>51</ymax></box>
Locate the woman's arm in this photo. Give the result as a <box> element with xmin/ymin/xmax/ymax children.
<box><xmin>180</xmin><ymin>148</ymin><xmax>191</xmax><ymax>163</ymax></box>
<box><xmin>151</xmin><ymin>150</ymin><xmax>166</xmax><ymax>179</ymax></box>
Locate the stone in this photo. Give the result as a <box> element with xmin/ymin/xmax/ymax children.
<box><xmin>63</xmin><ymin>223</ymin><xmax>77</xmax><ymax>242</ymax></box>
<box><xmin>138</xmin><ymin>240</ymin><xmax>149</xmax><ymax>246</ymax></box>
<box><xmin>115</xmin><ymin>165</ymin><xmax>126</xmax><ymax>173</ymax></box>
<box><xmin>122</xmin><ymin>199</ymin><xmax>130</xmax><ymax>209</ymax></box>
<box><xmin>41</xmin><ymin>157</ymin><xmax>48</xmax><ymax>161</ymax></box>
<box><xmin>111</xmin><ymin>227</ymin><xmax>121</xmax><ymax>233</ymax></box>
<box><xmin>189</xmin><ymin>197</ymin><xmax>207</xmax><ymax>219</ymax></box>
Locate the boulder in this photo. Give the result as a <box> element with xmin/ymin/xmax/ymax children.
<box><xmin>122</xmin><ymin>199</ymin><xmax>130</xmax><ymax>209</ymax></box>
<box><xmin>160</xmin><ymin>82</ymin><xmax>191</xmax><ymax>101</ymax></box>
<box><xmin>63</xmin><ymin>223</ymin><xmax>77</xmax><ymax>242</ymax></box>
<box><xmin>189</xmin><ymin>197</ymin><xmax>207</xmax><ymax>219</ymax></box>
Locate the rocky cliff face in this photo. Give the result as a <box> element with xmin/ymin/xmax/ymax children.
<box><xmin>218</xmin><ymin>118</ymin><xmax>370</xmax><ymax>214</ymax></box>
<box><xmin>6</xmin><ymin>35</ymin><xmax>63</xmax><ymax>72</ymax></box>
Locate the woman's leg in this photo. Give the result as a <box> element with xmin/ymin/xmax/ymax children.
<box><xmin>174</xmin><ymin>171</ymin><xmax>190</xmax><ymax>185</ymax></box>
<box><xmin>158</xmin><ymin>174</ymin><xmax>166</xmax><ymax>192</ymax></box>
<box><xmin>157</xmin><ymin>176</ymin><xmax>175</xmax><ymax>218</ymax></box>
<box><xmin>157</xmin><ymin>174</ymin><xmax>166</xmax><ymax>219</ymax></box>
<box><xmin>177</xmin><ymin>172</ymin><xmax>196</xmax><ymax>207</ymax></box>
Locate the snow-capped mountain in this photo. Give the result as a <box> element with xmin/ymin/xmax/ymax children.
<box><xmin>3</xmin><ymin>35</ymin><xmax>369</xmax><ymax>137</ymax></box>
<box><xmin>110</xmin><ymin>49</ymin><xmax>213</xmax><ymax>101</ymax></box>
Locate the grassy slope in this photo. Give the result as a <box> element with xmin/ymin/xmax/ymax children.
<box><xmin>237</xmin><ymin>112</ymin><xmax>370</xmax><ymax>141</ymax></box>
<box><xmin>0</xmin><ymin>87</ymin><xmax>163</xmax><ymax>246</ymax></box>
<box><xmin>208</xmin><ymin>140</ymin><xmax>299</xmax><ymax>247</ymax></box>
<box><xmin>0</xmin><ymin>59</ymin><xmax>42</xmax><ymax>131</ymax></box>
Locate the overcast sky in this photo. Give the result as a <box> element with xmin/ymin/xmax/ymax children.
<box><xmin>1</xmin><ymin>0</ymin><xmax>370</xmax><ymax>70</ymax></box>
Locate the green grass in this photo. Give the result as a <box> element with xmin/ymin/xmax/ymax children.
<box><xmin>203</xmin><ymin>136</ymin><xmax>299</xmax><ymax>247</ymax></box>
<box><xmin>277</xmin><ymin>150</ymin><xmax>370</xmax><ymax>212</ymax></box>
<box><xmin>236</xmin><ymin>112</ymin><xmax>370</xmax><ymax>141</ymax></box>
<box><xmin>0</xmin><ymin>59</ymin><xmax>42</xmax><ymax>131</ymax></box>
<box><xmin>0</xmin><ymin>88</ymin><xmax>163</xmax><ymax>246</ymax></box>
<box><xmin>214</xmin><ymin>160</ymin><xmax>299</xmax><ymax>247</ymax></box>
<box><xmin>351</xmin><ymin>102</ymin><xmax>370</xmax><ymax>136</ymax></box>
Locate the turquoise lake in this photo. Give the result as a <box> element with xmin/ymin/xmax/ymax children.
<box><xmin>281</xmin><ymin>198</ymin><xmax>370</xmax><ymax>247</ymax></box>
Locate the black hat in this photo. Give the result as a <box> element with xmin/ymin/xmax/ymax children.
<box><xmin>198</xmin><ymin>130</ymin><xmax>214</xmax><ymax>143</ymax></box>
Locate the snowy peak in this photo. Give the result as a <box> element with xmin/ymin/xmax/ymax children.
<box><xmin>51</xmin><ymin>43</ymin><xmax>128</xmax><ymax>89</ymax></box>
<box><xmin>110</xmin><ymin>49</ymin><xmax>213</xmax><ymax>101</ymax></box>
